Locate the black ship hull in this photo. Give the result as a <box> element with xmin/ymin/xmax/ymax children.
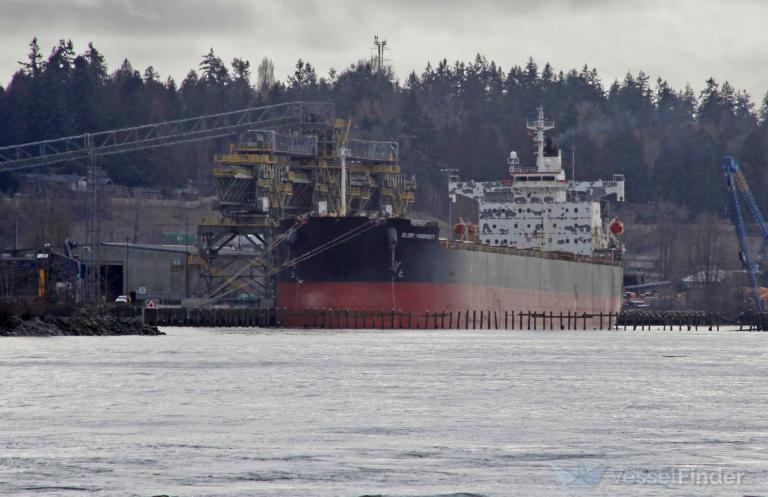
<box><xmin>276</xmin><ymin>217</ymin><xmax>622</xmax><ymax>328</ymax></box>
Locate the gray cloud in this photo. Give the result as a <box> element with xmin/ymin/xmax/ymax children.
<box><xmin>1</xmin><ymin>0</ymin><xmax>766</xmax><ymax>100</ymax></box>
<box><xmin>0</xmin><ymin>0</ymin><xmax>257</xmax><ymax>35</ymax></box>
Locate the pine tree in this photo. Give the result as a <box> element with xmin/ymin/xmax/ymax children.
<box><xmin>759</xmin><ymin>91</ymin><xmax>768</xmax><ymax>125</ymax></box>
<box><xmin>541</xmin><ymin>63</ymin><xmax>554</xmax><ymax>83</ymax></box>
<box><xmin>230</xmin><ymin>57</ymin><xmax>252</xmax><ymax>108</ymax></box>
<box><xmin>199</xmin><ymin>48</ymin><xmax>230</xmax><ymax>86</ymax></box>
<box><xmin>680</xmin><ymin>84</ymin><xmax>697</xmax><ymax>119</ymax></box>
<box><xmin>20</xmin><ymin>37</ymin><xmax>43</xmax><ymax>76</ymax></box>
<box><xmin>231</xmin><ymin>58</ymin><xmax>250</xmax><ymax>83</ymax></box>
<box><xmin>698</xmin><ymin>77</ymin><xmax>721</xmax><ymax>123</ymax></box>
<box><xmin>38</xmin><ymin>39</ymin><xmax>76</xmax><ymax>138</ymax></box>
<box><xmin>288</xmin><ymin>59</ymin><xmax>318</xmax><ymax>90</ymax></box>
<box><xmin>1</xmin><ymin>38</ymin><xmax>767</xmax><ymax>213</ymax></box>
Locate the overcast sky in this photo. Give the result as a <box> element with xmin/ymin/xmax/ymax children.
<box><xmin>1</xmin><ymin>0</ymin><xmax>767</xmax><ymax>101</ymax></box>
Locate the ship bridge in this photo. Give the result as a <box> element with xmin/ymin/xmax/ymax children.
<box><xmin>448</xmin><ymin>107</ymin><xmax>625</xmax><ymax>256</ymax></box>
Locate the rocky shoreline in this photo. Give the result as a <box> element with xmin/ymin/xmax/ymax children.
<box><xmin>0</xmin><ymin>314</ymin><xmax>163</xmax><ymax>337</ymax></box>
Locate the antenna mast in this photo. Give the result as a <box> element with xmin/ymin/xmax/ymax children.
<box><xmin>372</xmin><ymin>35</ymin><xmax>389</xmax><ymax>72</ymax></box>
<box><xmin>526</xmin><ymin>106</ymin><xmax>555</xmax><ymax>171</ymax></box>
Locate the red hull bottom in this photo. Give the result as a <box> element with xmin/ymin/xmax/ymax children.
<box><xmin>277</xmin><ymin>282</ymin><xmax>621</xmax><ymax>329</ymax></box>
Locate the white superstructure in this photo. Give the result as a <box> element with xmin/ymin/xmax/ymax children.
<box><xmin>448</xmin><ymin>107</ymin><xmax>625</xmax><ymax>256</ymax></box>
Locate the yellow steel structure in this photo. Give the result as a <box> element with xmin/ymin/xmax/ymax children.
<box><xmin>198</xmin><ymin>103</ymin><xmax>416</xmax><ymax>305</ymax></box>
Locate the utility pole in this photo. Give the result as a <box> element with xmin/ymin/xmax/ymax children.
<box><xmin>85</xmin><ymin>133</ymin><xmax>101</xmax><ymax>303</ymax></box>
<box><xmin>185</xmin><ymin>214</ymin><xmax>190</xmax><ymax>298</ymax></box>
<box><xmin>14</xmin><ymin>208</ymin><xmax>19</xmax><ymax>250</ymax></box>
<box><xmin>124</xmin><ymin>236</ymin><xmax>129</xmax><ymax>296</ymax></box>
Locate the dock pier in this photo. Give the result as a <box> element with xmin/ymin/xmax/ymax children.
<box><xmin>143</xmin><ymin>307</ymin><xmax>768</xmax><ymax>331</ymax></box>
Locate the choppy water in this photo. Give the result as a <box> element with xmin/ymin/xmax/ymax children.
<box><xmin>1</xmin><ymin>328</ymin><xmax>767</xmax><ymax>497</ymax></box>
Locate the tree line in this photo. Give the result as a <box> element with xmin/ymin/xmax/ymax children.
<box><xmin>2</xmin><ymin>38</ymin><xmax>768</xmax><ymax>218</ymax></box>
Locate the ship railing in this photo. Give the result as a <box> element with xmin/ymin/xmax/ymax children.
<box><xmin>509</xmin><ymin>165</ymin><xmax>538</xmax><ymax>174</ymax></box>
<box><xmin>349</xmin><ymin>140</ymin><xmax>398</xmax><ymax>163</ymax></box>
<box><xmin>241</xmin><ymin>129</ymin><xmax>318</xmax><ymax>157</ymax></box>
<box><xmin>438</xmin><ymin>239</ymin><xmax>621</xmax><ymax>265</ymax></box>
<box><xmin>276</xmin><ymin>133</ymin><xmax>318</xmax><ymax>156</ymax></box>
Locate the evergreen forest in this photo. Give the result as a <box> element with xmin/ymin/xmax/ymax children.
<box><xmin>3</xmin><ymin>38</ymin><xmax>768</xmax><ymax>218</ymax></box>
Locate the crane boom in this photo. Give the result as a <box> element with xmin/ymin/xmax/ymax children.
<box><xmin>722</xmin><ymin>156</ymin><xmax>767</xmax><ymax>311</ymax></box>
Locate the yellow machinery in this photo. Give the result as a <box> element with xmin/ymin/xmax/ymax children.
<box><xmin>197</xmin><ymin>102</ymin><xmax>416</xmax><ymax>304</ymax></box>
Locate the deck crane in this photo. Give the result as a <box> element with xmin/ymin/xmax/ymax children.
<box><xmin>722</xmin><ymin>156</ymin><xmax>768</xmax><ymax>311</ymax></box>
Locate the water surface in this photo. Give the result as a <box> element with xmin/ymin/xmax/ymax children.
<box><xmin>1</xmin><ymin>328</ymin><xmax>766</xmax><ymax>496</ymax></box>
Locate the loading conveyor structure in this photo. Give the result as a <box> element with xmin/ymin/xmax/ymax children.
<box><xmin>198</xmin><ymin>105</ymin><xmax>415</xmax><ymax>305</ymax></box>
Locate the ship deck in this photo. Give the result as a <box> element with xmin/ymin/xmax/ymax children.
<box><xmin>438</xmin><ymin>238</ymin><xmax>622</xmax><ymax>267</ymax></box>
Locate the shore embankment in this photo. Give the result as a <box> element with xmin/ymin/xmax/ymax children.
<box><xmin>0</xmin><ymin>305</ymin><xmax>163</xmax><ymax>336</ymax></box>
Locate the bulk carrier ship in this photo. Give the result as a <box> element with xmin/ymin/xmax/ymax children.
<box><xmin>275</xmin><ymin>108</ymin><xmax>625</xmax><ymax>327</ymax></box>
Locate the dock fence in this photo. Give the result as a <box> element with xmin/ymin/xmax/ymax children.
<box><xmin>142</xmin><ymin>307</ymin><xmax>768</xmax><ymax>331</ymax></box>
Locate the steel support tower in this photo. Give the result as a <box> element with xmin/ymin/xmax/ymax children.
<box><xmin>0</xmin><ymin>102</ymin><xmax>309</xmax><ymax>302</ymax></box>
<box><xmin>198</xmin><ymin>103</ymin><xmax>415</xmax><ymax>306</ymax></box>
<box><xmin>0</xmin><ymin>101</ymin><xmax>415</xmax><ymax>306</ymax></box>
